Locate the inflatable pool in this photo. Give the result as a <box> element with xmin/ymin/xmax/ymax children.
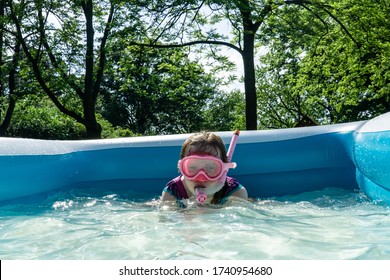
<box><xmin>1</xmin><ymin>112</ymin><xmax>390</xmax><ymax>205</ymax></box>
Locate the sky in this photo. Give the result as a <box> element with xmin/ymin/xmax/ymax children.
<box><xmin>188</xmin><ymin>7</ymin><xmax>268</xmax><ymax>93</ymax></box>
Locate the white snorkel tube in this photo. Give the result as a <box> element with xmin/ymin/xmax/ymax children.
<box><xmin>195</xmin><ymin>130</ymin><xmax>240</xmax><ymax>204</ymax></box>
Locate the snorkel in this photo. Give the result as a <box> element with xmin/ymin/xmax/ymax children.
<box><xmin>195</xmin><ymin>187</ymin><xmax>208</xmax><ymax>204</ymax></box>
<box><xmin>227</xmin><ymin>129</ymin><xmax>240</xmax><ymax>163</ymax></box>
<box><xmin>195</xmin><ymin>130</ymin><xmax>240</xmax><ymax>204</ymax></box>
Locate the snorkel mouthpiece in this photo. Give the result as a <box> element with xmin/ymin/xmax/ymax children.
<box><xmin>195</xmin><ymin>187</ymin><xmax>207</xmax><ymax>204</ymax></box>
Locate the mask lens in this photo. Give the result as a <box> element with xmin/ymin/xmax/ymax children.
<box><xmin>181</xmin><ymin>156</ymin><xmax>223</xmax><ymax>179</ymax></box>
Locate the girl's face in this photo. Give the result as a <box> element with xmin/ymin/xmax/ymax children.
<box><xmin>181</xmin><ymin>145</ymin><xmax>225</xmax><ymax>198</ymax></box>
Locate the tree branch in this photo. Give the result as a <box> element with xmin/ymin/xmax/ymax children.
<box><xmin>284</xmin><ymin>0</ymin><xmax>361</xmax><ymax>48</ymax></box>
<box><xmin>93</xmin><ymin>2</ymin><xmax>115</xmax><ymax>100</ymax></box>
<box><xmin>128</xmin><ymin>40</ymin><xmax>244</xmax><ymax>56</ymax></box>
<box><xmin>9</xmin><ymin>0</ymin><xmax>85</xmax><ymax>124</ymax></box>
<box><xmin>35</xmin><ymin>2</ymin><xmax>84</xmax><ymax>98</ymax></box>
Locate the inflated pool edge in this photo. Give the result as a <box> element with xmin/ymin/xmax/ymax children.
<box><xmin>354</xmin><ymin>113</ymin><xmax>390</xmax><ymax>204</ymax></box>
<box><xmin>1</xmin><ymin>112</ymin><xmax>390</xmax><ymax>204</ymax></box>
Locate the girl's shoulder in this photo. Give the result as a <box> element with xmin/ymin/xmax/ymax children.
<box><xmin>226</xmin><ymin>176</ymin><xmax>242</xmax><ymax>189</ymax></box>
<box><xmin>164</xmin><ymin>176</ymin><xmax>189</xmax><ymax>200</ymax></box>
<box><xmin>224</xmin><ymin>176</ymin><xmax>247</xmax><ymax>201</ymax></box>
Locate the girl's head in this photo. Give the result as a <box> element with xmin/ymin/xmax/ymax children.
<box><xmin>180</xmin><ymin>131</ymin><xmax>227</xmax><ymax>162</ymax></box>
<box><xmin>179</xmin><ymin>132</ymin><xmax>229</xmax><ymax>200</ymax></box>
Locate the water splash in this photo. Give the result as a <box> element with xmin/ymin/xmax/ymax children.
<box><xmin>0</xmin><ymin>187</ymin><xmax>389</xmax><ymax>260</ymax></box>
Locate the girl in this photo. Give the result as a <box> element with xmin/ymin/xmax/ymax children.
<box><xmin>162</xmin><ymin>131</ymin><xmax>248</xmax><ymax>207</ymax></box>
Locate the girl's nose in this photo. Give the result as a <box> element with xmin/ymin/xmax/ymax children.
<box><xmin>193</xmin><ymin>173</ymin><xmax>208</xmax><ymax>182</ymax></box>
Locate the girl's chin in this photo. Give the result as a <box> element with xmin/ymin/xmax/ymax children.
<box><xmin>185</xmin><ymin>181</ymin><xmax>224</xmax><ymax>195</ymax></box>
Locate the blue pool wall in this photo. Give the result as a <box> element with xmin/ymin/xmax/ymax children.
<box><xmin>1</xmin><ymin>111</ymin><xmax>390</xmax><ymax>204</ymax></box>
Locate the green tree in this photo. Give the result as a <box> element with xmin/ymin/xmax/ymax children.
<box><xmin>204</xmin><ymin>89</ymin><xmax>246</xmax><ymax>131</ymax></box>
<box><xmin>8</xmin><ymin>94</ymin><xmax>85</xmax><ymax>139</ymax></box>
<box><xmin>101</xmin><ymin>46</ymin><xmax>225</xmax><ymax>134</ymax></box>
<box><xmin>6</xmin><ymin>0</ymin><xmax>141</xmax><ymax>138</ymax></box>
<box><xmin>256</xmin><ymin>0</ymin><xmax>390</xmax><ymax>128</ymax></box>
<box><xmin>0</xmin><ymin>0</ymin><xmax>19</xmax><ymax>135</ymax></box>
<box><xmin>130</xmin><ymin>0</ymin><xmax>354</xmax><ymax>130</ymax></box>
<box><xmin>307</xmin><ymin>0</ymin><xmax>390</xmax><ymax>122</ymax></box>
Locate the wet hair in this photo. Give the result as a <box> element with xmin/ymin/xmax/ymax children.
<box><xmin>180</xmin><ymin>131</ymin><xmax>228</xmax><ymax>162</ymax></box>
<box><xmin>180</xmin><ymin>131</ymin><xmax>229</xmax><ymax>204</ymax></box>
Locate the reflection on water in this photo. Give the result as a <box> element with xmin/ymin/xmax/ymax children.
<box><xmin>0</xmin><ymin>187</ymin><xmax>390</xmax><ymax>260</ymax></box>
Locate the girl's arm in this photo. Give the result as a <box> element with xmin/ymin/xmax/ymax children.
<box><xmin>231</xmin><ymin>186</ymin><xmax>248</xmax><ymax>200</ymax></box>
<box><xmin>161</xmin><ymin>189</ymin><xmax>177</xmax><ymax>202</ymax></box>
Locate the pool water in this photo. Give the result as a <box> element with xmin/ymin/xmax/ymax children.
<box><xmin>1</xmin><ymin>187</ymin><xmax>390</xmax><ymax>260</ymax></box>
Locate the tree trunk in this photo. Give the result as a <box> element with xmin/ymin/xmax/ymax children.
<box><xmin>242</xmin><ymin>32</ymin><xmax>257</xmax><ymax>130</ymax></box>
<box><xmin>0</xmin><ymin>29</ymin><xmax>19</xmax><ymax>136</ymax></box>
<box><xmin>239</xmin><ymin>0</ymin><xmax>272</xmax><ymax>130</ymax></box>
<box><xmin>0</xmin><ymin>97</ymin><xmax>15</xmax><ymax>136</ymax></box>
<box><xmin>83</xmin><ymin>97</ymin><xmax>102</xmax><ymax>139</ymax></box>
<box><xmin>0</xmin><ymin>41</ymin><xmax>19</xmax><ymax>135</ymax></box>
<box><xmin>82</xmin><ymin>0</ymin><xmax>101</xmax><ymax>139</ymax></box>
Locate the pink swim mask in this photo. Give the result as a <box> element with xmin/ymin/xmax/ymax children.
<box><xmin>178</xmin><ymin>155</ymin><xmax>237</xmax><ymax>182</ymax></box>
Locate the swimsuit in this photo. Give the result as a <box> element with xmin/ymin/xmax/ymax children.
<box><xmin>163</xmin><ymin>176</ymin><xmax>243</xmax><ymax>207</ymax></box>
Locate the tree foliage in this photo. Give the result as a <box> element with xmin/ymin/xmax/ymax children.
<box><xmin>8</xmin><ymin>94</ymin><xmax>85</xmax><ymax>139</ymax></box>
<box><xmin>0</xmin><ymin>0</ymin><xmax>389</xmax><ymax>139</ymax></box>
<box><xmin>6</xmin><ymin>0</ymin><xmax>138</xmax><ymax>138</ymax></box>
<box><xmin>128</xmin><ymin>0</ymin><xmax>370</xmax><ymax>130</ymax></box>
<box><xmin>256</xmin><ymin>0</ymin><xmax>390</xmax><ymax>128</ymax></box>
<box><xmin>101</xmin><ymin>46</ymin><xmax>225</xmax><ymax>135</ymax></box>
